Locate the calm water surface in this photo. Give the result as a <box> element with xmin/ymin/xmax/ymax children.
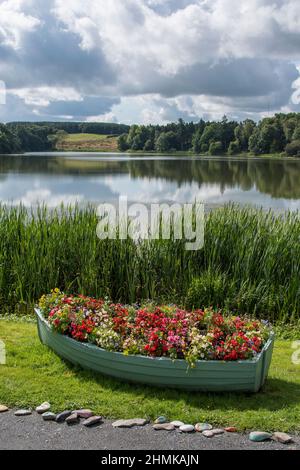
<box><xmin>0</xmin><ymin>153</ymin><xmax>299</xmax><ymax>210</ymax></box>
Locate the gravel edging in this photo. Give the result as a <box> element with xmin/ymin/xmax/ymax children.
<box><xmin>0</xmin><ymin>410</ymin><xmax>299</xmax><ymax>451</ymax></box>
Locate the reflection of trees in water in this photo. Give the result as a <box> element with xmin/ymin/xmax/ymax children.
<box><xmin>128</xmin><ymin>159</ymin><xmax>300</xmax><ymax>200</ymax></box>
<box><xmin>0</xmin><ymin>155</ymin><xmax>127</xmax><ymax>176</ymax></box>
<box><xmin>0</xmin><ymin>155</ymin><xmax>299</xmax><ymax>200</ymax></box>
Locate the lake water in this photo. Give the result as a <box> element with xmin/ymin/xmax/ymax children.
<box><xmin>0</xmin><ymin>152</ymin><xmax>299</xmax><ymax>210</ymax></box>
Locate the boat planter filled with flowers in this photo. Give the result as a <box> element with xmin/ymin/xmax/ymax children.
<box><xmin>36</xmin><ymin>290</ymin><xmax>275</xmax><ymax>392</ymax></box>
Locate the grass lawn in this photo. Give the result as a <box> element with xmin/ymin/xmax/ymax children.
<box><xmin>56</xmin><ymin>133</ymin><xmax>119</xmax><ymax>151</ymax></box>
<box><xmin>62</xmin><ymin>133</ymin><xmax>114</xmax><ymax>142</ymax></box>
<box><xmin>0</xmin><ymin>320</ymin><xmax>299</xmax><ymax>433</ymax></box>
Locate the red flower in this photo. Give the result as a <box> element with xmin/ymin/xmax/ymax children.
<box><xmin>44</xmin><ymin>292</ymin><xmax>268</xmax><ymax>363</ymax></box>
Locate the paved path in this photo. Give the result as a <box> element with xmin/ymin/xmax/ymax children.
<box><xmin>0</xmin><ymin>411</ymin><xmax>299</xmax><ymax>450</ymax></box>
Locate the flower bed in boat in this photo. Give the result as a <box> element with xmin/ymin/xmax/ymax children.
<box><xmin>38</xmin><ymin>290</ymin><xmax>272</xmax><ymax>368</ymax></box>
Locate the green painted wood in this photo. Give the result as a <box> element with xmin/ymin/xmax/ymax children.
<box><xmin>35</xmin><ymin>309</ymin><xmax>275</xmax><ymax>392</ymax></box>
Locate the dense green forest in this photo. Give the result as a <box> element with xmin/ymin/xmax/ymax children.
<box><xmin>119</xmin><ymin>114</ymin><xmax>300</xmax><ymax>157</ymax></box>
<box><xmin>0</xmin><ymin>122</ymin><xmax>130</xmax><ymax>154</ymax></box>
<box><xmin>1</xmin><ymin>114</ymin><xmax>300</xmax><ymax>156</ymax></box>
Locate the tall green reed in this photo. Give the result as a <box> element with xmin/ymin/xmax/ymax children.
<box><xmin>0</xmin><ymin>203</ymin><xmax>298</xmax><ymax>322</ymax></box>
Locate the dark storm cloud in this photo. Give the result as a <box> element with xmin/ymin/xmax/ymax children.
<box><xmin>44</xmin><ymin>96</ymin><xmax>120</xmax><ymax>119</ymax></box>
<box><xmin>0</xmin><ymin>1</ymin><xmax>117</xmax><ymax>92</ymax></box>
<box><xmin>120</xmin><ymin>59</ymin><xmax>298</xmax><ymax>103</ymax></box>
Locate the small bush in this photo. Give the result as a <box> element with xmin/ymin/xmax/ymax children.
<box><xmin>209</xmin><ymin>141</ymin><xmax>223</xmax><ymax>155</ymax></box>
<box><xmin>285</xmin><ymin>140</ymin><xmax>300</xmax><ymax>157</ymax></box>
<box><xmin>228</xmin><ymin>140</ymin><xmax>241</xmax><ymax>155</ymax></box>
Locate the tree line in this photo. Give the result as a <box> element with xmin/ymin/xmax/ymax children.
<box><xmin>118</xmin><ymin>114</ymin><xmax>300</xmax><ymax>157</ymax></box>
<box><xmin>1</xmin><ymin>114</ymin><xmax>300</xmax><ymax>156</ymax></box>
<box><xmin>0</xmin><ymin>122</ymin><xmax>130</xmax><ymax>154</ymax></box>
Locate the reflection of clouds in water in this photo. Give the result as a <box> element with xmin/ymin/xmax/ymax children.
<box><xmin>281</xmin><ymin>200</ymin><xmax>300</xmax><ymax>211</ymax></box>
<box><xmin>171</xmin><ymin>184</ymin><xmax>224</xmax><ymax>204</ymax></box>
<box><xmin>102</xmin><ymin>175</ymin><xmax>235</xmax><ymax>203</ymax></box>
<box><xmin>102</xmin><ymin>175</ymin><xmax>300</xmax><ymax>210</ymax></box>
<box><xmin>207</xmin><ymin>188</ymin><xmax>300</xmax><ymax>210</ymax></box>
<box><xmin>13</xmin><ymin>189</ymin><xmax>84</xmax><ymax>207</ymax></box>
<box><xmin>0</xmin><ymin>173</ymin><xmax>115</xmax><ymax>205</ymax></box>
<box><xmin>0</xmin><ymin>157</ymin><xmax>299</xmax><ymax>210</ymax></box>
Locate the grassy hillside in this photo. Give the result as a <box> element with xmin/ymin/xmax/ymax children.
<box><xmin>56</xmin><ymin>133</ymin><xmax>119</xmax><ymax>152</ymax></box>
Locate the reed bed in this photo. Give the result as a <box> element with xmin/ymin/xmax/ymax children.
<box><xmin>0</xmin><ymin>204</ymin><xmax>298</xmax><ymax>322</ymax></box>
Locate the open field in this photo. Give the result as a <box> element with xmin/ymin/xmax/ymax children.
<box><xmin>0</xmin><ymin>320</ymin><xmax>299</xmax><ymax>432</ymax></box>
<box><xmin>56</xmin><ymin>133</ymin><xmax>119</xmax><ymax>152</ymax></box>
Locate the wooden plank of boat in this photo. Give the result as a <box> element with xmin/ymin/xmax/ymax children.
<box><xmin>35</xmin><ymin>308</ymin><xmax>275</xmax><ymax>392</ymax></box>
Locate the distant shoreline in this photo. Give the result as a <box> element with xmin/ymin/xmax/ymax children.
<box><xmin>5</xmin><ymin>151</ymin><xmax>299</xmax><ymax>161</ymax></box>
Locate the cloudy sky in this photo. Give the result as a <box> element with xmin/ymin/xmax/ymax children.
<box><xmin>0</xmin><ymin>0</ymin><xmax>300</xmax><ymax>124</ymax></box>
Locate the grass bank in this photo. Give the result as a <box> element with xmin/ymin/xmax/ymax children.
<box><xmin>0</xmin><ymin>320</ymin><xmax>299</xmax><ymax>432</ymax></box>
<box><xmin>0</xmin><ymin>204</ymin><xmax>299</xmax><ymax>322</ymax></box>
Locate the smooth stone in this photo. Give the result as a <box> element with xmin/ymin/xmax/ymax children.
<box><xmin>195</xmin><ymin>423</ymin><xmax>213</xmax><ymax>432</ymax></box>
<box><xmin>56</xmin><ymin>411</ymin><xmax>72</xmax><ymax>423</ymax></box>
<box><xmin>171</xmin><ymin>421</ymin><xmax>185</xmax><ymax>428</ymax></box>
<box><xmin>154</xmin><ymin>416</ymin><xmax>168</xmax><ymax>425</ymax></box>
<box><xmin>66</xmin><ymin>413</ymin><xmax>79</xmax><ymax>425</ymax></box>
<box><xmin>73</xmin><ymin>409</ymin><xmax>94</xmax><ymax>419</ymax></box>
<box><xmin>83</xmin><ymin>416</ymin><xmax>103</xmax><ymax>427</ymax></box>
<box><xmin>272</xmin><ymin>432</ymin><xmax>293</xmax><ymax>444</ymax></box>
<box><xmin>212</xmin><ymin>428</ymin><xmax>225</xmax><ymax>436</ymax></box>
<box><xmin>42</xmin><ymin>412</ymin><xmax>56</xmax><ymax>421</ymax></box>
<box><xmin>112</xmin><ymin>419</ymin><xmax>148</xmax><ymax>428</ymax></box>
<box><xmin>179</xmin><ymin>425</ymin><xmax>195</xmax><ymax>433</ymax></box>
<box><xmin>0</xmin><ymin>405</ymin><xmax>9</xmax><ymax>413</ymax></box>
<box><xmin>14</xmin><ymin>409</ymin><xmax>32</xmax><ymax>417</ymax></box>
<box><xmin>153</xmin><ymin>423</ymin><xmax>175</xmax><ymax>431</ymax></box>
<box><xmin>225</xmin><ymin>427</ymin><xmax>238</xmax><ymax>433</ymax></box>
<box><xmin>249</xmin><ymin>431</ymin><xmax>272</xmax><ymax>442</ymax></box>
<box><xmin>202</xmin><ymin>430</ymin><xmax>214</xmax><ymax>438</ymax></box>
<box><xmin>36</xmin><ymin>402</ymin><xmax>51</xmax><ymax>414</ymax></box>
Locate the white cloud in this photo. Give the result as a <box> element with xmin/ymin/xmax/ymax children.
<box><xmin>0</xmin><ymin>0</ymin><xmax>300</xmax><ymax>122</ymax></box>
<box><xmin>53</xmin><ymin>0</ymin><xmax>300</xmax><ymax>68</ymax></box>
<box><xmin>0</xmin><ymin>0</ymin><xmax>40</xmax><ymax>49</ymax></box>
<box><xmin>9</xmin><ymin>87</ymin><xmax>83</xmax><ymax>106</ymax></box>
<box><xmin>86</xmin><ymin>112</ymin><xmax>118</xmax><ymax>123</ymax></box>
<box><xmin>291</xmin><ymin>66</ymin><xmax>300</xmax><ymax>105</ymax></box>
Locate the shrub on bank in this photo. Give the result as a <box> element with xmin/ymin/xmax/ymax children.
<box><xmin>285</xmin><ymin>140</ymin><xmax>300</xmax><ymax>157</ymax></box>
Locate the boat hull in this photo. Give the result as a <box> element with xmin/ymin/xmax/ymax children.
<box><xmin>36</xmin><ymin>309</ymin><xmax>275</xmax><ymax>392</ymax></box>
